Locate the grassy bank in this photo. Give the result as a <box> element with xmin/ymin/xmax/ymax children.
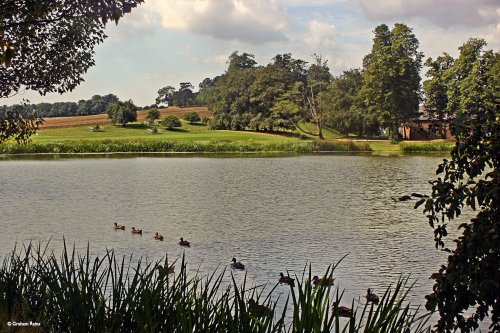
<box><xmin>0</xmin><ymin>139</ymin><xmax>371</xmax><ymax>155</ymax></box>
<box><xmin>33</xmin><ymin>122</ymin><xmax>296</xmax><ymax>143</ymax></box>
<box><xmin>0</xmin><ymin>242</ymin><xmax>431</xmax><ymax>332</ymax></box>
<box><xmin>400</xmin><ymin>141</ymin><xmax>454</xmax><ymax>153</ymax></box>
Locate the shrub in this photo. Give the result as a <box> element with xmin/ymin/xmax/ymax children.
<box><xmin>161</xmin><ymin>115</ymin><xmax>182</xmax><ymax>129</ymax></box>
<box><xmin>184</xmin><ymin>111</ymin><xmax>201</xmax><ymax>124</ymax></box>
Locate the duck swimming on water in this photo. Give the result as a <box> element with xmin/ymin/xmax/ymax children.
<box><xmin>312</xmin><ymin>275</ymin><xmax>334</xmax><ymax>286</ymax></box>
<box><xmin>114</xmin><ymin>222</ymin><xmax>125</xmax><ymax>230</ymax></box>
<box><xmin>179</xmin><ymin>237</ymin><xmax>190</xmax><ymax>247</ymax></box>
<box><xmin>231</xmin><ymin>258</ymin><xmax>245</xmax><ymax>270</ymax></box>
<box><xmin>366</xmin><ymin>288</ymin><xmax>380</xmax><ymax>305</ymax></box>
<box><xmin>131</xmin><ymin>227</ymin><xmax>142</xmax><ymax>234</ymax></box>
<box><xmin>279</xmin><ymin>272</ymin><xmax>295</xmax><ymax>287</ymax></box>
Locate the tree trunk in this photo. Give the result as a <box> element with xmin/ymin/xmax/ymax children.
<box><xmin>390</xmin><ymin>123</ymin><xmax>400</xmax><ymax>142</ymax></box>
<box><xmin>317</xmin><ymin>120</ymin><xmax>324</xmax><ymax>140</ymax></box>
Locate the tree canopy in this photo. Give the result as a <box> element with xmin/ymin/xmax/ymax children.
<box><xmin>0</xmin><ymin>0</ymin><xmax>143</xmax><ymax>98</ymax></box>
<box><xmin>361</xmin><ymin>23</ymin><xmax>423</xmax><ymax>142</ymax></box>
<box><xmin>106</xmin><ymin>100</ymin><xmax>137</xmax><ymax>126</ymax></box>
<box><xmin>322</xmin><ymin>69</ymin><xmax>380</xmax><ymax>137</ymax></box>
<box><xmin>418</xmin><ymin>38</ymin><xmax>499</xmax><ymax>332</ymax></box>
<box><xmin>0</xmin><ymin>0</ymin><xmax>142</xmax><ymax>143</ymax></box>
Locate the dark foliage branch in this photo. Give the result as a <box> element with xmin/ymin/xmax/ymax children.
<box><xmin>416</xmin><ymin>43</ymin><xmax>499</xmax><ymax>332</ymax></box>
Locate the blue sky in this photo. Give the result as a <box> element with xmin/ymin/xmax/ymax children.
<box><xmin>6</xmin><ymin>0</ymin><xmax>500</xmax><ymax>106</ymax></box>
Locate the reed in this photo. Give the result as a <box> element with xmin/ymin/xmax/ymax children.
<box><xmin>399</xmin><ymin>141</ymin><xmax>454</xmax><ymax>153</ymax></box>
<box><xmin>0</xmin><ymin>139</ymin><xmax>373</xmax><ymax>155</ymax></box>
<box><xmin>0</xmin><ymin>140</ymin><xmax>316</xmax><ymax>154</ymax></box>
<box><xmin>0</xmin><ymin>242</ymin><xmax>431</xmax><ymax>332</ymax></box>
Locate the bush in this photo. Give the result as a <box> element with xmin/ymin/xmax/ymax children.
<box><xmin>184</xmin><ymin>111</ymin><xmax>201</xmax><ymax>124</ymax></box>
<box><xmin>161</xmin><ymin>115</ymin><xmax>182</xmax><ymax>129</ymax></box>
<box><xmin>106</xmin><ymin>101</ymin><xmax>137</xmax><ymax>126</ymax></box>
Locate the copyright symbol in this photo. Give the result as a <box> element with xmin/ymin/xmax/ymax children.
<box><xmin>7</xmin><ymin>322</ymin><xmax>12</xmax><ymax>326</ymax></box>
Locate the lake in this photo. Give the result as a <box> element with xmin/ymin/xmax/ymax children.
<box><xmin>0</xmin><ymin>154</ymin><xmax>473</xmax><ymax>326</ymax></box>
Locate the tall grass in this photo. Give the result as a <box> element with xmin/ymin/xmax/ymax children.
<box><xmin>0</xmin><ymin>139</ymin><xmax>371</xmax><ymax>155</ymax></box>
<box><xmin>399</xmin><ymin>141</ymin><xmax>454</xmax><ymax>153</ymax></box>
<box><xmin>0</xmin><ymin>242</ymin><xmax>431</xmax><ymax>332</ymax></box>
<box><xmin>316</xmin><ymin>140</ymin><xmax>371</xmax><ymax>152</ymax></box>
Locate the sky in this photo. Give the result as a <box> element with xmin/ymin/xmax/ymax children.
<box><xmin>6</xmin><ymin>0</ymin><xmax>500</xmax><ymax>106</ymax></box>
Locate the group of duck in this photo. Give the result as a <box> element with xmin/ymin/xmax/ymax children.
<box><xmin>114</xmin><ymin>222</ymin><xmax>380</xmax><ymax>318</ymax></box>
<box><xmin>113</xmin><ymin>222</ymin><xmax>191</xmax><ymax>246</ymax></box>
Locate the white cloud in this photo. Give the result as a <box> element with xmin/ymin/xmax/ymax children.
<box><xmin>304</xmin><ymin>20</ymin><xmax>338</xmax><ymax>50</ymax></box>
<box><xmin>138</xmin><ymin>0</ymin><xmax>289</xmax><ymax>44</ymax></box>
<box><xmin>352</xmin><ymin>0</ymin><xmax>499</xmax><ymax>29</ymax></box>
<box><xmin>205</xmin><ymin>53</ymin><xmax>231</xmax><ymax>65</ymax></box>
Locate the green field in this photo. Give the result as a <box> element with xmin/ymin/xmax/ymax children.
<box><xmin>33</xmin><ymin>121</ymin><xmax>298</xmax><ymax>143</ymax></box>
<box><xmin>1</xmin><ymin>120</ymin><xmax>453</xmax><ymax>154</ymax></box>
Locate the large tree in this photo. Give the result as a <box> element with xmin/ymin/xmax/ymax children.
<box><xmin>173</xmin><ymin>82</ymin><xmax>195</xmax><ymax>107</ymax></box>
<box><xmin>205</xmin><ymin>52</ymin><xmax>258</xmax><ymax>130</ymax></box>
<box><xmin>155</xmin><ymin>86</ymin><xmax>176</xmax><ymax>107</ymax></box>
<box><xmin>0</xmin><ymin>0</ymin><xmax>142</xmax><ymax>143</ymax></box>
<box><xmin>361</xmin><ymin>23</ymin><xmax>423</xmax><ymax>142</ymax></box>
<box><xmin>422</xmin><ymin>54</ymin><xmax>454</xmax><ymax>137</ymax></box>
<box><xmin>417</xmin><ymin>39</ymin><xmax>499</xmax><ymax>332</ymax></box>
<box><xmin>323</xmin><ymin>69</ymin><xmax>380</xmax><ymax>137</ymax></box>
<box><xmin>1</xmin><ymin>0</ymin><xmax>143</xmax><ymax>98</ymax></box>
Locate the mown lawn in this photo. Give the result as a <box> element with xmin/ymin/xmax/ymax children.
<box><xmin>32</xmin><ymin>121</ymin><xmax>298</xmax><ymax>143</ymax></box>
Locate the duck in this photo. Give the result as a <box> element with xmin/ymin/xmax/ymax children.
<box><xmin>114</xmin><ymin>222</ymin><xmax>125</xmax><ymax>230</ymax></box>
<box><xmin>157</xmin><ymin>264</ymin><xmax>175</xmax><ymax>274</ymax></box>
<box><xmin>179</xmin><ymin>237</ymin><xmax>190</xmax><ymax>247</ymax></box>
<box><xmin>231</xmin><ymin>258</ymin><xmax>245</xmax><ymax>270</ymax></box>
<box><xmin>366</xmin><ymin>288</ymin><xmax>380</xmax><ymax>305</ymax></box>
<box><xmin>131</xmin><ymin>227</ymin><xmax>142</xmax><ymax>234</ymax></box>
<box><xmin>279</xmin><ymin>272</ymin><xmax>295</xmax><ymax>287</ymax></box>
<box><xmin>248</xmin><ymin>299</ymin><xmax>273</xmax><ymax>317</ymax></box>
<box><xmin>332</xmin><ymin>302</ymin><xmax>353</xmax><ymax>317</ymax></box>
<box><xmin>154</xmin><ymin>232</ymin><xmax>164</xmax><ymax>241</ymax></box>
<box><xmin>312</xmin><ymin>275</ymin><xmax>334</xmax><ymax>286</ymax></box>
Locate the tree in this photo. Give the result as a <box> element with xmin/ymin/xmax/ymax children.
<box><xmin>227</xmin><ymin>51</ymin><xmax>257</xmax><ymax>70</ymax></box>
<box><xmin>0</xmin><ymin>0</ymin><xmax>143</xmax><ymax>98</ymax></box>
<box><xmin>416</xmin><ymin>39</ymin><xmax>499</xmax><ymax>332</ymax></box>
<box><xmin>145</xmin><ymin>108</ymin><xmax>160</xmax><ymax>126</ymax></box>
<box><xmin>292</xmin><ymin>54</ymin><xmax>332</xmax><ymax>140</ymax></box>
<box><xmin>423</xmin><ymin>54</ymin><xmax>454</xmax><ymax>137</ymax></box>
<box><xmin>106</xmin><ymin>100</ymin><xmax>137</xmax><ymax>126</ymax></box>
<box><xmin>162</xmin><ymin>115</ymin><xmax>181</xmax><ymax>130</ymax></box>
<box><xmin>155</xmin><ymin>86</ymin><xmax>176</xmax><ymax>106</ymax></box>
<box><xmin>184</xmin><ymin>111</ymin><xmax>200</xmax><ymax>124</ymax></box>
<box><xmin>205</xmin><ymin>52</ymin><xmax>258</xmax><ymax>130</ymax></box>
<box><xmin>361</xmin><ymin>23</ymin><xmax>423</xmax><ymax>142</ymax></box>
<box><xmin>1</xmin><ymin>0</ymin><xmax>141</xmax><ymax>143</ymax></box>
<box><xmin>173</xmin><ymin>82</ymin><xmax>195</xmax><ymax>106</ymax></box>
<box><xmin>0</xmin><ymin>104</ymin><xmax>43</xmax><ymax>143</ymax></box>
<box><xmin>323</xmin><ymin>69</ymin><xmax>381</xmax><ymax>137</ymax></box>
<box><xmin>197</xmin><ymin>77</ymin><xmax>220</xmax><ymax>105</ymax></box>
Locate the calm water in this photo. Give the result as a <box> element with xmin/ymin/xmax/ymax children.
<box><xmin>0</xmin><ymin>154</ymin><xmax>475</xmax><ymax>327</ymax></box>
